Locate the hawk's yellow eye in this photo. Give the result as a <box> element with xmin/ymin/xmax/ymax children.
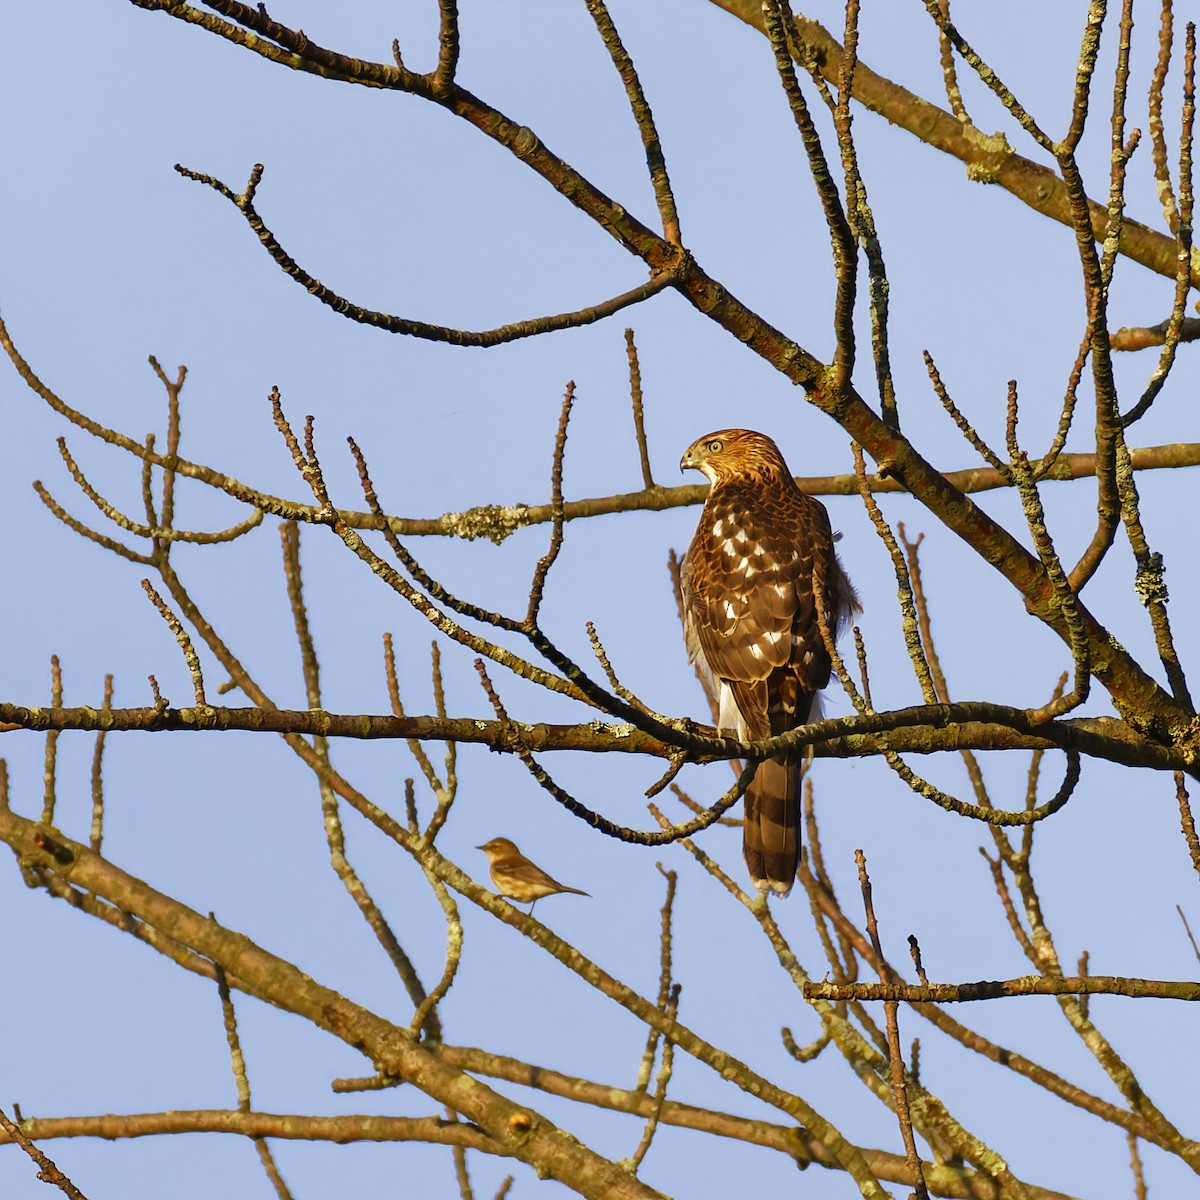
<box><xmin>707</xmin><ymin>439</ymin><xmax>724</xmax><ymax>453</ymax></box>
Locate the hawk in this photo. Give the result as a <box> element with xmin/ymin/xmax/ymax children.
<box><xmin>679</xmin><ymin>429</ymin><xmax>857</xmax><ymax>896</ymax></box>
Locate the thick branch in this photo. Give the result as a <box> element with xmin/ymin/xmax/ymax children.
<box><xmin>0</xmin><ymin>705</ymin><xmax>1186</xmax><ymax>774</ymax></box>
<box><xmin>707</xmin><ymin>0</ymin><xmax>1200</xmax><ymax>286</ymax></box>
<box><xmin>0</xmin><ymin>806</ymin><xmax>668</xmax><ymax>1200</ymax></box>
<box><xmin>5</xmin><ymin>1100</ymin><xmax>1078</xmax><ymax>1200</ymax></box>
<box><xmin>1113</xmin><ymin>314</ymin><xmax>1200</xmax><ymax>350</ymax></box>
<box><xmin>5</xmin><ymin>1111</ymin><xmax>498</xmax><ymax>1151</ymax></box>
<box><xmin>0</xmin><ymin>805</ymin><xmax>886</xmax><ymax>1194</ymax></box>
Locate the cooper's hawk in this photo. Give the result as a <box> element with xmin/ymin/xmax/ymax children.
<box><xmin>679</xmin><ymin>429</ymin><xmax>857</xmax><ymax>896</ymax></box>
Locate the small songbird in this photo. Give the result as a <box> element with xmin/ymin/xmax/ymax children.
<box><xmin>679</xmin><ymin>429</ymin><xmax>857</xmax><ymax>897</ymax></box>
<box><xmin>476</xmin><ymin>838</ymin><xmax>589</xmax><ymax>909</ymax></box>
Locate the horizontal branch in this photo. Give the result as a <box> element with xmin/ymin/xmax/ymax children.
<box><xmin>1112</xmin><ymin>316</ymin><xmax>1200</xmax><ymax>351</ymax></box>
<box><xmin>17</xmin><ymin>392</ymin><xmax>1200</xmax><ymax>548</ymax></box>
<box><xmin>338</xmin><ymin>441</ymin><xmax>1200</xmax><ymax>542</ymax></box>
<box><xmin>5</xmin><ymin>1091</ymin><xmax>1075</xmax><ymax>1200</ymax></box>
<box><xmin>804</xmin><ymin>976</ymin><xmax>1200</xmax><ymax>1003</ymax></box>
<box><xmin>0</xmin><ymin>704</ymin><xmax>1186</xmax><ymax>773</ymax></box>
<box><xmin>3</xmin><ymin>1111</ymin><xmax>497</xmax><ymax>1152</ymax></box>
<box><xmin>6</xmin><ymin>301</ymin><xmax>1192</xmax><ymax>542</ymax></box>
<box><xmin>2</xmin><ymin>238</ymin><xmax>1200</xmax><ymax>758</ymax></box>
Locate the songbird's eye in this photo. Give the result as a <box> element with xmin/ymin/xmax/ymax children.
<box><xmin>707</xmin><ymin>439</ymin><xmax>724</xmax><ymax>453</ymax></box>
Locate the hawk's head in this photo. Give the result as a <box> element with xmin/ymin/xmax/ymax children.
<box><xmin>680</xmin><ymin>428</ymin><xmax>790</xmax><ymax>486</ymax></box>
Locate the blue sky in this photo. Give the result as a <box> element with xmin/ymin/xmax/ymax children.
<box><xmin>2</xmin><ymin>3</ymin><xmax>1198</xmax><ymax>1197</ymax></box>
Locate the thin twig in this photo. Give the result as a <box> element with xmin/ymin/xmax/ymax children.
<box><xmin>898</xmin><ymin>525</ymin><xmax>990</xmax><ymax>809</ymax></box>
<box><xmin>921</xmin><ymin>0</ymin><xmax>1054</xmax><ymax>150</ymax></box>
<box><xmin>908</xmin><ymin>935</ymin><xmax>929</xmax><ymax>987</ymax></box>
<box><xmin>0</xmin><ymin>1108</ymin><xmax>89</xmax><ymax>1200</ymax></box>
<box><xmin>140</xmin><ymin>431</ymin><xmax>158</xmax><ymax>532</ymax></box>
<box><xmin>1177</xmin><ymin>905</ymin><xmax>1200</xmax><ymax>964</ymax></box>
<box><xmin>282</xmin><ymin>536</ymin><xmax>440</xmax><ymax>1039</ymax></box>
<box><xmin>1005</xmin><ymin>404</ymin><xmax>1091</xmax><ymax>720</ymax></box>
<box><xmin>176</xmin><ymin>162</ymin><xmax>676</xmax><ymax>344</ymax></box>
<box><xmin>668</xmin><ymin>784</ymin><xmax>741</xmax><ymax>827</ymax></box>
<box><xmin>635</xmin><ymin>866</ymin><xmax>677</xmax><ymax>1092</ymax></box>
<box><xmin>782</xmin><ymin>1022</ymin><xmax>833</xmax><ymax>1064</ymax></box>
<box><xmin>445</xmin><ymin>1106</ymin><xmax>476</xmax><ymax>1200</ymax></box>
<box><xmin>1077</xmin><ymin>950</ymin><xmax>1091</xmax><ymax>1023</ymax></box>
<box><xmin>1122</xmin><ymin>21</ymin><xmax>1194</xmax><ymax>428</ymax></box>
<box><xmin>55</xmin><ymin>434</ymin><xmax>260</xmax><ymax>546</ymax></box>
<box><xmin>856</xmin><ymin>850</ymin><xmax>929</xmax><ymax>1200</ymax></box>
<box><xmin>214</xmin><ymin>961</ymin><xmax>296</xmax><ymax>1199</ymax></box>
<box><xmin>763</xmin><ymin>0</ymin><xmax>858</xmax><ymax>389</ymax></box>
<box><xmin>1128</xmin><ymin>1131</ymin><xmax>1148</xmax><ymax>1200</ymax></box>
<box><xmin>426</xmin><ymin>641</ymin><xmax>459</xmax><ymax>841</ymax></box>
<box><xmin>936</xmin><ymin>0</ymin><xmax>970</xmax><ymax>122</ymax></box>
<box><xmin>526</xmin><ymin>383</ymin><xmax>575</xmax><ymax>626</ymax></box>
<box><xmin>147</xmin><ymin>356</ymin><xmax>186</xmax><ymax>535</ymax></box>
<box><xmin>41</xmin><ymin>656</ymin><xmax>63</xmax><ymax>826</ymax></box>
<box><xmin>408</xmin><ymin>863</ymin><xmax>465</xmax><ymax>1039</ymax></box>
<box><xmin>89</xmin><ymin>674</ymin><xmax>114</xmax><ymax>854</ymax></box>
<box><xmin>628</xmin><ymin>983</ymin><xmax>681</xmax><ymax>1173</ymax></box>
<box><xmin>474</xmin><ymin>658</ymin><xmax>756</xmax><ymax>845</ymax></box>
<box><xmin>384</xmin><ymin>634</ymin><xmax>443</xmax><ymax>802</ymax></box>
<box><xmin>1149</xmin><ymin>0</ymin><xmax>1179</xmax><ymax>234</ymax></box>
<box><xmin>625</xmin><ymin>329</ymin><xmax>655</xmax><ymax>488</ymax></box>
<box><xmin>586</xmin><ymin>620</ymin><xmax>661</xmax><ymax>720</ymax></box>
<box><xmin>922</xmin><ymin>352</ymin><xmax>1010</xmax><ymax>479</ymax></box>
<box><xmin>280</xmin><ymin>522</ymin><xmax>322</xmax><ymax>707</ymax></box>
<box><xmin>141</xmin><ymin>580</ymin><xmax>208</xmax><ymax>705</ymax></box>
<box><xmin>850</xmin><ymin>445</ymin><xmax>938</xmax><ymax>703</ymax></box>
<box><xmin>433</xmin><ymin>0</ymin><xmax>460</xmax><ymax>95</ymax></box>
<box><xmin>584</xmin><ymin>1</ymin><xmax>680</xmax><ymax>243</ymax></box>
<box><xmin>1176</xmin><ymin>771</ymin><xmax>1200</xmax><ymax>881</ymax></box>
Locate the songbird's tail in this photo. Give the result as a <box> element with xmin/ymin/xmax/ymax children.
<box><xmin>743</xmin><ymin>753</ymin><xmax>800</xmax><ymax>897</ymax></box>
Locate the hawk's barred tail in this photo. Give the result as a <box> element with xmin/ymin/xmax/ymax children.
<box><xmin>743</xmin><ymin>753</ymin><xmax>800</xmax><ymax>897</ymax></box>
